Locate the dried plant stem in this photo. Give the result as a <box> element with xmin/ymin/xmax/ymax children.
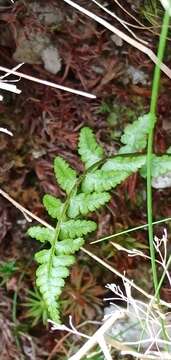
<box><xmin>91</xmin><ymin>0</ymin><xmax>148</xmax><ymax>45</ymax></box>
<box><xmin>68</xmin><ymin>310</ymin><xmax>125</xmax><ymax>360</ymax></box>
<box><xmin>0</xmin><ymin>128</ymin><xmax>13</xmax><ymax>136</ymax></box>
<box><xmin>0</xmin><ymin>65</ymin><xmax>96</xmax><ymax>99</ymax></box>
<box><xmin>80</xmin><ymin>247</ymin><xmax>171</xmax><ymax>309</ymax></box>
<box><xmin>0</xmin><ymin>188</ymin><xmax>51</xmax><ymax>228</ymax></box>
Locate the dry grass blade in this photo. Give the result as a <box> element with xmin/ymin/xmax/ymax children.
<box><xmin>92</xmin><ymin>0</ymin><xmax>148</xmax><ymax>45</ymax></box>
<box><xmin>0</xmin><ymin>128</ymin><xmax>13</xmax><ymax>136</ymax></box>
<box><xmin>0</xmin><ymin>65</ymin><xmax>96</xmax><ymax>99</ymax></box>
<box><xmin>68</xmin><ymin>310</ymin><xmax>125</xmax><ymax>360</ymax></box>
<box><xmin>113</xmin><ymin>0</ymin><xmax>149</xmax><ymax>27</ymax></box>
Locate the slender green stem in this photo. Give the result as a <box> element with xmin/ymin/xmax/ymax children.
<box><xmin>146</xmin><ymin>10</ymin><xmax>170</xmax><ymax>351</ymax></box>
<box><xmin>147</xmin><ymin>9</ymin><xmax>170</xmax><ymax>296</ymax></box>
<box><xmin>91</xmin><ymin>216</ymin><xmax>171</xmax><ymax>244</ymax></box>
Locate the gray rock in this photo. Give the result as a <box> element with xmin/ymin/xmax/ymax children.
<box><xmin>111</xmin><ymin>34</ymin><xmax>123</xmax><ymax>47</ymax></box>
<box><xmin>104</xmin><ymin>303</ymin><xmax>171</xmax><ymax>351</ymax></box>
<box><xmin>41</xmin><ymin>46</ymin><xmax>62</xmax><ymax>74</ymax></box>
<box><xmin>13</xmin><ymin>30</ymin><xmax>50</xmax><ymax>64</ymax></box>
<box><xmin>13</xmin><ymin>28</ymin><xmax>62</xmax><ymax>74</ymax></box>
<box><xmin>28</xmin><ymin>2</ymin><xmax>63</xmax><ymax>26</ymax></box>
<box><xmin>126</xmin><ymin>65</ymin><xmax>148</xmax><ymax>85</ymax></box>
<box><xmin>91</xmin><ymin>65</ymin><xmax>104</xmax><ymax>75</ymax></box>
<box><xmin>152</xmin><ymin>172</ymin><xmax>171</xmax><ymax>189</ymax></box>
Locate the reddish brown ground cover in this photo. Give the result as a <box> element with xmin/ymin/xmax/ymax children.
<box><xmin>0</xmin><ymin>1</ymin><xmax>171</xmax><ymax>359</ymax></box>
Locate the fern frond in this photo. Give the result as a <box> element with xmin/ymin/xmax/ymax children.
<box><xmin>27</xmin><ymin>226</ymin><xmax>55</xmax><ymax>243</ymax></box>
<box><xmin>43</xmin><ymin>194</ymin><xmax>63</xmax><ymax>219</ymax></box>
<box><xmin>82</xmin><ymin>170</ymin><xmax>130</xmax><ymax>193</ymax></box>
<box><xmin>55</xmin><ymin>238</ymin><xmax>85</xmax><ymax>254</ymax></box>
<box><xmin>60</xmin><ymin>219</ymin><xmax>97</xmax><ymax>239</ymax></box>
<box><xmin>102</xmin><ymin>155</ymin><xmax>146</xmax><ymax>172</ymax></box>
<box><xmin>78</xmin><ymin>127</ymin><xmax>104</xmax><ymax>169</ymax></box>
<box><xmin>119</xmin><ymin>113</ymin><xmax>151</xmax><ymax>154</ymax></box>
<box><xmin>68</xmin><ymin>192</ymin><xmax>110</xmax><ymax>218</ymax></box>
<box><xmin>29</xmin><ymin>125</ymin><xmax>153</xmax><ymax>324</ymax></box>
<box><xmin>54</xmin><ymin>156</ymin><xmax>77</xmax><ymax>194</ymax></box>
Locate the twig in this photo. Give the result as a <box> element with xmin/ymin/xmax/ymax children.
<box><xmin>0</xmin><ymin>82</ymin><xmax>21</xmax><ymax>97</ymax></box>
<box><xmin>0</xmin><ymin>188</ymin><xmax>52</xmax><ymax>227</ymax></box>
<box><xmin>0</xmin><ymin>65</ymin><xmax>96</xmax><ymax>99</ymax></box>
<box><xmin>113</xmin><ymin>0</ymin><xmax>151</xmax><ymax>28</ymax></box>
<box><xmin>97</xmin><ymin>335</ymin><xmax>112</xmax><ymax>360</ymax></box>
<box><xmin>91</xmin><ymin>0</ymin><xmax>148</xmax><ymax>45</ymax></box>
<box><xmin>0</xmin><ymin>128</ymin><xmax>13</xmax><ymax>136</ymax></box>
<box><xmin>68</xmin><ymin>310</ymin><xmax>125</xmax><ymax>360</ymax></box>
<box><xmin>80</xmin><ymin>247</ymin><xmax>171</xmax><ymax>310</ymax></box>
<box><xmin>0</xmin><ymin>63</ymin><xmax>24</xmax><ymax>80</ymax></box>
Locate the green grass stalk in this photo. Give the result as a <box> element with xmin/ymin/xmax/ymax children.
<box><xmin>91</xmin><ymin>216</ymin><xmax>171</xmax><ymax>244</ymax></box>
<box><xmin>146</xmin><ymin>9</ymin><xmax>170</xmax><ymax>349</ymax></box>
<box><xmin>147</xmin><ymin>9</ymin><xmax>170</xmax><ymax>297</ymax></box>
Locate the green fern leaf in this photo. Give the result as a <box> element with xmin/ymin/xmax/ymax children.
<box><xmin>78</xmin><ymin>127</ymin><xmax>104</xmax><ymax>169</ymax></box>
<box><xmin>60</xmin><ymin>219</ymin><xmax>97</xmax><ymax>239</ymax></box>
<box><xmin>43</xmin><ymin>194</ymin><xmax>63</xmax><ymax>219</ymax></box>
<box><xmin>54</xmin><ymin>156</ymin><xmax>77</xmax><ymax>194</ymax></box>
<box><xmin>140</xmin><ymin>155</ymin><xmax>171</xmax><ymax>178</ymax></box>
<box><xmin>151</xmin><ymin>155</ymin><xmax>171</xmax><ymax>177</ymax></box>
<box><xmin>119</xmin><ymin>113</ymin><xmax>151</xmax><ymax>154</ymax></box>
<box><xmin>35</xmin><ymin>249</ymin><xmax>51</xmax><ymax>263</ymax></box>
<box><xmin>35</xmin><ymin>250</ymin><xmax>76</xmax><ymax>323</ymax></box>
<box><xmin>27</xmin><ymin>226</ymin><xmax>55</xmax><ymax>243</ymax></box>
<box><xmin>55</xmin><ymin>238</ymin><xmax>84</xmax><ymax>254</ymax></box>
<box><xmin>82</xmin><ymin>170</ymin><xmax>130</xmax><ymax>193</ymax></box>
<box><xmin>68</xmin><ymin>192</ymin><xmax>110</xmax><ymax>218</ymax></box>
<box><xmin>102</xmin><ymin>155</ymin><xmax>146</xmax><ymax>172</ymax></box>
<box><xmin>36</xmin><ymin>264</ymin><xmax>63</xmax><ymax>323</ymax></box>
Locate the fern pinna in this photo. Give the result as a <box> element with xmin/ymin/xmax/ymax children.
<box><xmin>27</xmin><ymin>120</ymin><xmax>171</xmax><ymax>323</ymax></box>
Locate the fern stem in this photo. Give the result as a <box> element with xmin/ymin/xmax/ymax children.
<box><xmin>47</xmin><ymin>185</ymin><xmax>77</xmax><ymax>277</ymax></box>
<box><xmin>147</xmin><ymin>9</ymin><xmax>170</xmax><ymax>296</ymax></box>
